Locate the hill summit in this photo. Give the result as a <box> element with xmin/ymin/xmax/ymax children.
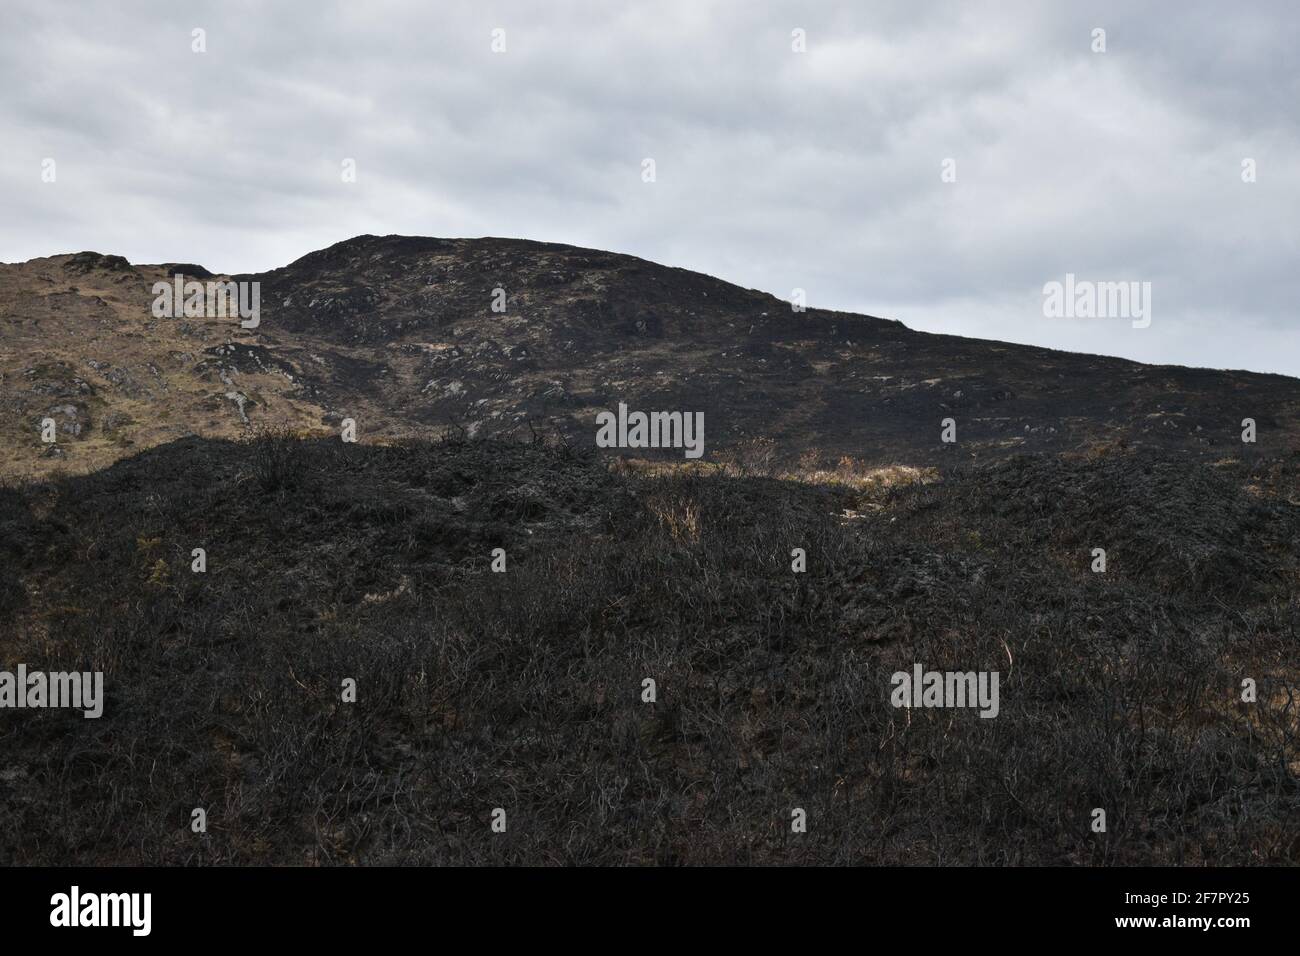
<box><xmin>2</xmin><ymin>234</ymin><xmax>1297</xmax><ymax>478</ymax></box>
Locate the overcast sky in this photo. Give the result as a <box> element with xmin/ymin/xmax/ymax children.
<box><xmin>4</xmin><ymin>1</ymin><xmax>1297</xmax><ymax>375</ymax></box>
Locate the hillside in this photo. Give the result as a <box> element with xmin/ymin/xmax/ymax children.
<box><xmin>3</xmin><ymin>235</ymin><xmax>1299</xmax><ymax>479</ymax></box>
<box><xmin>1</xmin><ymin>433</ymin><xmax>1297</xmax><ymax>864</ymax></box>
<box><xmin>1</xmin><ymin>236</ymin><xmax>1297</xmax><ymax>865</ymax></box>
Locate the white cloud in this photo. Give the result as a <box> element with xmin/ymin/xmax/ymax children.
<box><xmin>2</xmin><ymin>0</ymin><xmax>1296</xmax><ymax>374</ymax></box>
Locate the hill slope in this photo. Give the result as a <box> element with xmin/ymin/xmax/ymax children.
<box><xmin>1</xmin><ymin>236</ymin><xmax>1298</xmax><ymax>865</ymax></box>
<box><xmin>3</xmin><ymin>235</ymin><xmax>1298</xmax><ymax>478</ymax></box>
<box><xmin>2</xmin><ymin>434</ymin><xmax>1297</xmax><ymax>864</ymax></box>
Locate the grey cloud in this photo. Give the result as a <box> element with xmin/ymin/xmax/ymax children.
<box><xmin>1</xmin><ymin>0</ymin><xmax>1296</xmax><ymax>374</ymax></box>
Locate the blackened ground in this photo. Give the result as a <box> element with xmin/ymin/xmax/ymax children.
<box><xmin>8</xmin><ymin>235</ymin><xmax>1300</xmax><ymax>482</ymax></box>
<box><xmin>0</xmin><ymin>435</ymin><xmax>1297</xmax><ymax>864</ymax></box>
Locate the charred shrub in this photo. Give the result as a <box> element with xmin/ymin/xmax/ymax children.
<box><xmin>246</xmin><ymin>425</ymin><xmax>309</xmax><ymax>493</ymax></box>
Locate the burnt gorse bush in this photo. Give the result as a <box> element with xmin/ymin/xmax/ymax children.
<box><xmin>246</xmin><ymin>424</ymin><xmax>310</xmax><ymax>494</ymax></box>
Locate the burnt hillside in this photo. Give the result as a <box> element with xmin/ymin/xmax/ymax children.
<box><xmin>3</xmin><ymin>235</ymin><xmax>1298</xmax><ymax>480</ymax></box>
<box><xmin>1</xmin><ymin>433</ymin><xmax>1297</xmax><ymax>864</ymax></box>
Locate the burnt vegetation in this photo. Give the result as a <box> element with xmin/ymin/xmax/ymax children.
<box><xmin>1</xmin><ymin>431</ymin><xmax>1297</xmax><ymax>865</ymax></box>
<box><xmin>7</xmin><ymin>235</ymin><xmax>1300</xmax><ymax>483</ymax></box>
